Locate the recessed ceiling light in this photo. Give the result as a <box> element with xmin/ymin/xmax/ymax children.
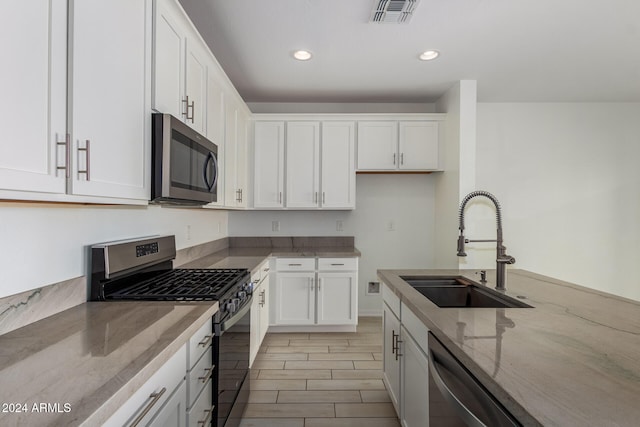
<box><xmin>419</xmin><ymin>50</ymin><xmax>440</xmax><ymax>61</ymax></box>
<box><xmin>293</xmin><ymin>50</ymin><xmax>313</xmax><ymax>61</ymax></box>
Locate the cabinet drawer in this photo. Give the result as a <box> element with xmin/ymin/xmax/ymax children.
<box><xmin>188</xmin><ymin>319</ymin><xmax>213</xmax><ymax>369</ymax></box>
<box><xmin>276</xmin><ymin>257</ymin><xmax>315</xmax><ymax>271</ymax></box>
<box><xmin>382</xmin><ymin>282</ymin><xmax>400</xmax><ymax>319</ymax></box>
<box><xmin>187</xmin><ymin>376</ymin><xmax>214</xmax><ymax>427</ymax></box>
<box><xmin>104</xmin><ymin>345</ymin><xmax>186</xmax><ymax>427</ymax></box>
<box><xmin>317</xmin><ymin>257</ymin><xmax>357</xmax><ymax>271</ymax></box>
<box><xmin>187</xmin><ymin>347</ymin><xmax>213</xmax><ymax>407</ymax></box>
<box><xmin>401</xmin><ymin>303</ymin><xmax>429</xmax><ymax>355</ymax></box>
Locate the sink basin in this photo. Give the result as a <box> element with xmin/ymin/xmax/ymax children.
<box><xmin>400</xmin><ymin>276</ymin><xmax>532</xmax><ymax>308</ymax></box>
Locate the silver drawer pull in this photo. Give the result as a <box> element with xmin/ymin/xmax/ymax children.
<box><xmin>263</xmin><ymin>267</ymin><xmax>270</xmax><ymax>272</ymax></box>
<box><xmin>198</xmin><ymin>366</ymin><xmax>214</xmax><ymax>383</ymax></box>
<box><xmin>330</xmin><ymin>263</ymin><xmax>345</xmax><ymax>266</ymax></box>
<box><xmin>198</xmin><ymin>334</ymin><xmax>213</xmax><ymax>348</ymax></box>
<box><xmin>288</xmin><ymin>263</ymin><xmax>302</xmax><ymax>266</ymax></box>
<box><xmin>56</xmin><ymin>133</ymin><xmax>70</xmax><ymax>178</ymax></box>
<box><xmin>77</xmin><ymin>139</ymin><xmax>91</xmax><ymax>180</ymax></box>
<box><xmin>198</xmin><ymin>406</ymin><xmax>215</xmax><ymax>425</ymax></box>
<box><xmin>129</xmin><ymin>387</ymin><xmax>166</xmax><ymax>427</ymax></box>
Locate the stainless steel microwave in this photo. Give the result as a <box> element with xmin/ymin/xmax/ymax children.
<box><xmin>151</xmin><ymin>113</ymin><xmax>218</xmax><ymax>205</ymax></box>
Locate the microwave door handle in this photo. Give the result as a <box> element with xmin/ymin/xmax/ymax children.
<box><xmin>203</xmin><ymin>152</ymin><xmax>216</xmax><ymax>191</ymax></box>
<box><xmin>210</xmin><ymin>151</ymin><xmax>218</xmax><ymax>192</ymax></box>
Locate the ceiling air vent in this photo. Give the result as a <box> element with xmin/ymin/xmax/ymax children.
<box><xmin>370</xmin><ymin>0</ymin><xmax>420</xmax><ymax>23</ymax></box>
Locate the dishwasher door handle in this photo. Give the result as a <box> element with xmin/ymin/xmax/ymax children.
<box><xmin>428</xmin><ymin>348</ymin><xmax>487</xmax><ymax>427</ymax></box>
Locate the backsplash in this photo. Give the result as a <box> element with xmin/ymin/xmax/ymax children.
<box><xmin>0</xmin><ymin>238</ymin><xmax>229</xmax><ymax>336</ymax></box>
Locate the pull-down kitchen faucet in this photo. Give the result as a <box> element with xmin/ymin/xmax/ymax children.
<box><xmin>457</xmin><ymin>190</ymin><xmax>515</xmax><ymax>291</ymax></box>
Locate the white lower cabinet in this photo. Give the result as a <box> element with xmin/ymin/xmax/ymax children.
<box><xmin>400</xmin><ymin>326</ymin><xmax>430</xmax><ymax>427</ymax></box>
<box><xmin>104</xmin><ymin>317</ymin><xmax>215</xmax><ymax>427</ymax></box>
<box><xmin>383</xmin><ymin>301</ymin><xmax>401</xmax><ymax>413</ymax></box>
<box><xmin>250</xmin><ymin>259</ymin><xmax>271</xmax><ymax>366</ymax></box>
<box><xmin>149</xmin><ymin>380</ymin><xmax>187</xmax><ymax>427</ymax></box>
<box><xmin>272</xmin><ymin>257</ymin><xmax>358</xmax><ymax>330</ymax></box>
<box><xmin>382</xmin><ymin>283</ymin><xmax>431</xmax><ymax>426</ymax></box>
<box><xmin>104</xmin><ymin>345</ymin><xmax>187</xmax><ymax>427</ymax></box>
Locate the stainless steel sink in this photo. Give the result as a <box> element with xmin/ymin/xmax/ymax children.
<box><xmin>400</xmin><ymin>276</ymin><xmax>532</xmax><ymax>308</ymax></box>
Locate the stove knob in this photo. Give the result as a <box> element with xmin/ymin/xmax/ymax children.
<box><xmin>225</xmin><ymin>301</ymin><xmax>236</xmax><ymax>313</ymax></box>
<box><xmin>237</xmin><ymin>291</ymin><xmax>247</xmax><ymax>299</ymax></box>
<box><xmin>233</xmin><ymin>298</ymin><xmax>240</xmax><ymax>307</ymax></box>
<box><xmin>245</xmin><ymin>282</ymin><xmax>255</xmax><ymax>294</ymax></box>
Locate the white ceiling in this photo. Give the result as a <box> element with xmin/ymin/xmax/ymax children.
<box><xmin>178</xmin><ymin>0</ymin><xmax>640</xmax><ymax>103</ymax></box>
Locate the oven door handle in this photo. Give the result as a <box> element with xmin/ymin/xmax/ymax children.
<box><xmin>220</xmin><ymin>295</ymin><xmax>252</xmax><ymax>332</ymax></box>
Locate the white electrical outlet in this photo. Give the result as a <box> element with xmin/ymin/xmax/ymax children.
<box><xmin>272</xmin><ymin>221</ymin><xmax>280</xmax><ymax>232</ymax></box>
<box><xmin>336</xmin><ymin>220</ymin><xmax>344</xmax><ymax>231</ymax></box>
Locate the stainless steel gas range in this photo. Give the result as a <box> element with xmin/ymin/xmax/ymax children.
<box><xmin>89</xmin><ymin>235</ymin><xmax>252</xmax><ymax>427</ymax></box>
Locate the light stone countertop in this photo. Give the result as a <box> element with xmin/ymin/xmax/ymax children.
<box><xmin>377</xmin><ymin>268</ymin><xmax>640</xmax><ymax>427</ymax></box>
<box><xmin>0</xmin><ymin>301</ymin><xmax>218</xmax><ymax>427</ymax></box>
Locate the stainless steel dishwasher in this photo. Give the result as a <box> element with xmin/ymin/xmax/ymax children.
<box><xmin>428</xmin><ymin>333</ymin><xmax>521</xmax><ymax>426</ymax></box>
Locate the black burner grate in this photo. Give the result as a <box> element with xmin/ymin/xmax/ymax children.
<box><xmin>106</xmin><ymin>268</ymin><xmax>249</xmax><ymax>301</ymax></box>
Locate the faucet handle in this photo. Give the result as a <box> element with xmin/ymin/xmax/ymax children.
<box><xmin>476</xmin><ymin>270</ymin><xmax>487</xmax><ymax>283</ymax></box>
<box><xmin>497</xmin><ymin>255</ymin><xmax>516</xmax><ymax>264</ymax></box>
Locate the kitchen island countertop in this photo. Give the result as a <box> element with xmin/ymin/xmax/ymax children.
<box><xmin>378</xmin><ymin>268</ymin><xmax>640</xmax><ymax>427</ymax></box>
<box><xmin>0</xmin><ymin>301</ymin><xmax>218</xmax><ymax>427</ymax></box>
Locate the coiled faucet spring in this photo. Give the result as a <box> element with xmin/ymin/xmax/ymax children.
<box><xmin>457</xmin><ymin>190</ymin><xmax>515</xmax><ymax>291</ymax></box>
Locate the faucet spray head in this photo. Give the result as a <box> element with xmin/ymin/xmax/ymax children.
<box><xmin>457</xmin><ymin>234</ymin><xmax>467</xmax><ymax>257</ymax></box>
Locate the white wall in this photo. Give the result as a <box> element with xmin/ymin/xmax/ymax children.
<box><xmin>434</xmin><ymin>81</ymin><xmax>478</xmax><ymax>268</ymax></box>
<box><xmin>229</xmin><ymin>174</ymin><xmax>437</xmax><ymax>314</ymax></box>
<box><xmin>0</xmin><ymin>203</ymin><xmax>228</xmax><ymax>298</ymax></box>
<box><xmin>475</xmin><ymin>103</ymin><xmax>640</xmax><ymax>301</ymax></box>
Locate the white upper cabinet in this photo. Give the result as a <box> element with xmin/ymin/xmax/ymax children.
<box><xmin>357</xmin><ymin>121</ymin><xmax>398</xmax><ymax>170</ymax></box>
<box><xmin>0</xmin><ymin>0</ymin><xmax>67</xmax><ymax>196</ymax></box>
<box><xmin>357</xmin><ymin>120</ymin><xmax>440</xmax><ymax>171</ymax></box>
<box><xmin>398</xmin><ymin>121</ymin><xmax>439</xmax><ymax>170</ymax></box>
<box><xmin>153</xmin><ymin>0</ymin><xmax>207</xmax><ymax>134</ymax></box>
<box><xmin>68</xmin><ymin>0</ymin><xmax>150</xmax><ymax>200</ymax></box>
<box><xmin>184</xmin><ymin>39</ymin><xmax>207</xmax><ymax>134</ymax></box>
<box><xmin>286</xmin><ymin>122</ymin><xmax>320</xmax><ymax>208</ymax></box>
<box><xmin>254</xmin><ymin>122</ymin><xmax>285</xmax><ymax>208</ymax></box>
<box><xmin>0</xmin><ymin>0</ymin><xmax>150</xmax><ymax>203</ymax></box>
<box><xmin>224</xmin><ymin>95</ymin><xmax>250</xmax><ymax>208</ymax></box>
<box><xmin>321</xmin><ymin>122</ymin><xmax>356</xmax><ymax>209</ymax></box>
<box><xmin>253</xmin><ymin>119</ymin><xmax>356</xmax><ymax>210</ymax></box>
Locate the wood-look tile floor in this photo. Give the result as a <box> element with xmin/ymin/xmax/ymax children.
<box><xmin>240</xmin><ymin>317</ymin><xmax>400</xmax><ymax>427</ymax></box>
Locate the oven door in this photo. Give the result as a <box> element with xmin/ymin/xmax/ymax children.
<box><xmin>216</xmin><ymin>297</ymin><xmax>251</xmax><ymax>427</ymax></box>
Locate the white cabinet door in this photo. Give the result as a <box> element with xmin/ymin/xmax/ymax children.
<box><xmin>321</xmin><ymin>122</ymin><xmax>355</xmax><ymax>209</ymax></box>
<box><xmin>203</xmin><ymin>65</ymin><xmax>225</xmax><ymax>207</ymax></box>
<box><xmin>254</xmin><ymin>122</ymin><xmax>285</xmax><ymax>208</ymax></box>
<box><xmin>148</xmin><ymin>380</ymin><xmax>187</xmax><ymax>427</ymax></box>
<box><xmin>399</xmin><ymin>121</ymin><xmax>439</xmax><ymax>170</ymax></box>
<box><xmin>274</xmin><ymin>272</ymin><xmax>315</xmax><ymax>325</ymax></box>
<box><xmin>0</xmin><ymin>0</ymin><xmax>67</xmax><ymax>195</ymax></box>
<box><xmin>357</xmin><ymin>121</ymin><xmax>398</xmax><ymax>170</ymax></box>
<box><xmin>68</xmin><ymin>0</ymin><xmax>149</xmax><ymax>200</ymax></box>
<box><xmin>259</xmin><ymin>273</ymin><xmax>270</xmax><ymax>340</ymax></box>
<box><xmin>286</xmin><ymin>122</ymin><xmax>320</xmax><ymax>208</ymax></box>
<box><xmin>383</xmin><ymin>302</ymin><xmax>401</xmax><ymax>415</ymax></box>
<box><xmin>235</xmin><ymin>107</ymin><xmax>250</xmax><ymax>208</ymax></box>
<box><xmin>152</xmin><ymin>0</ymin><xmax>185</xmax><ymax>119</ymax></box>
<box><xmin>316</xmin><ymin>272</ymin><xmax>357</xmax><ymax>325</ymax></box>
<box><xmin>184</xmin><ymin>39</ymin><xmax>207</xmax><ymax>134</ymax></box>
<box><xmin>401</xmin><ymin>327</ymin><xmax>430</xmax><ymax>427</ymax></box>
<box><xmin>223</xmin><ymin>97</ymin><xmax>238</xmax><ymax>207</ymax></box>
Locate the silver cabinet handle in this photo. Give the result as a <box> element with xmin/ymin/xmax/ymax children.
<box><xmin>198</xmin><ymin>366</ymin><xmax>214</xmax><ymax>383</ymax></box>
<box><xmin>392</xmin><ymin>330</ymin><xmax>402</xmax><ymax>360</ymax></box>
<box><xmin>288</xmin><ymin>263</ymin><xmax>302</xmax><ymax>266</ymax></box>
<box><xmin>393</xmin><ymin>153</ymin><xmax>396</xmax><ymax>165</ymax></box>
<box><xmin>77</xmin><ymin>139</ymin><xmax>90</xmax><ymax>180</ymax></box>
<box><xmin>318</xmin><ymin>278</ymin><xmax>321</xmax><ymax>291</ymax></box>
<box><xmin>129</xmin><ymin>387</ymin><xmax>166</xmax><ymax>427</ymax></box>
<box><xmin>314</xmin><ymin>192</ymin><xmax>318</xmax><ymax>203</ymax></box>
<box><xmin>197</xmin><ymin>406</ymin><xmax>215</xmax><ymax>426</ymax></box>
<box><xmin>236</xmin><ymin>188</ymin><xmax>243</xmax><ymax>203</ymax></box>
<box><xmin>56</xmin><ymin>133</ymin><xmax>70</xmax><ymax>178</ymax></box>
<box><xmin>331</xmin><ymin>263</ymin><xmax>345</xmax><ymax>266</ymax></box>
<box><xmin>400</xmin><ymin>152</ymin><xmax>404</xmax><ymax>165</ymax></box>
<box><xmin>322</xmin><ymin>192</ymin><xmax>325</xmax><ymax>204</ymax></box>
<box><xmin>279</xmin><ymin>191</ymin><xmax>282</xmax><ymax>204</ymax></box>
<box><xmin>263</xmin><ymin>267</ymin><xmax>270</xmax><ymax>273</ymax></box>
<box><xmin>182</xmin><ymin>96</ymin><xmax>194</xmax><ymax>123</ymax></box>
<box><xmin>259</xmin><ymin>289</ymin><xmax>266</xmax><ymax>307</ymax></box>
<box><xmin>198</xmin><ymin>334</ymin><xmax>213</xmax><ymax>348</ymax></box>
